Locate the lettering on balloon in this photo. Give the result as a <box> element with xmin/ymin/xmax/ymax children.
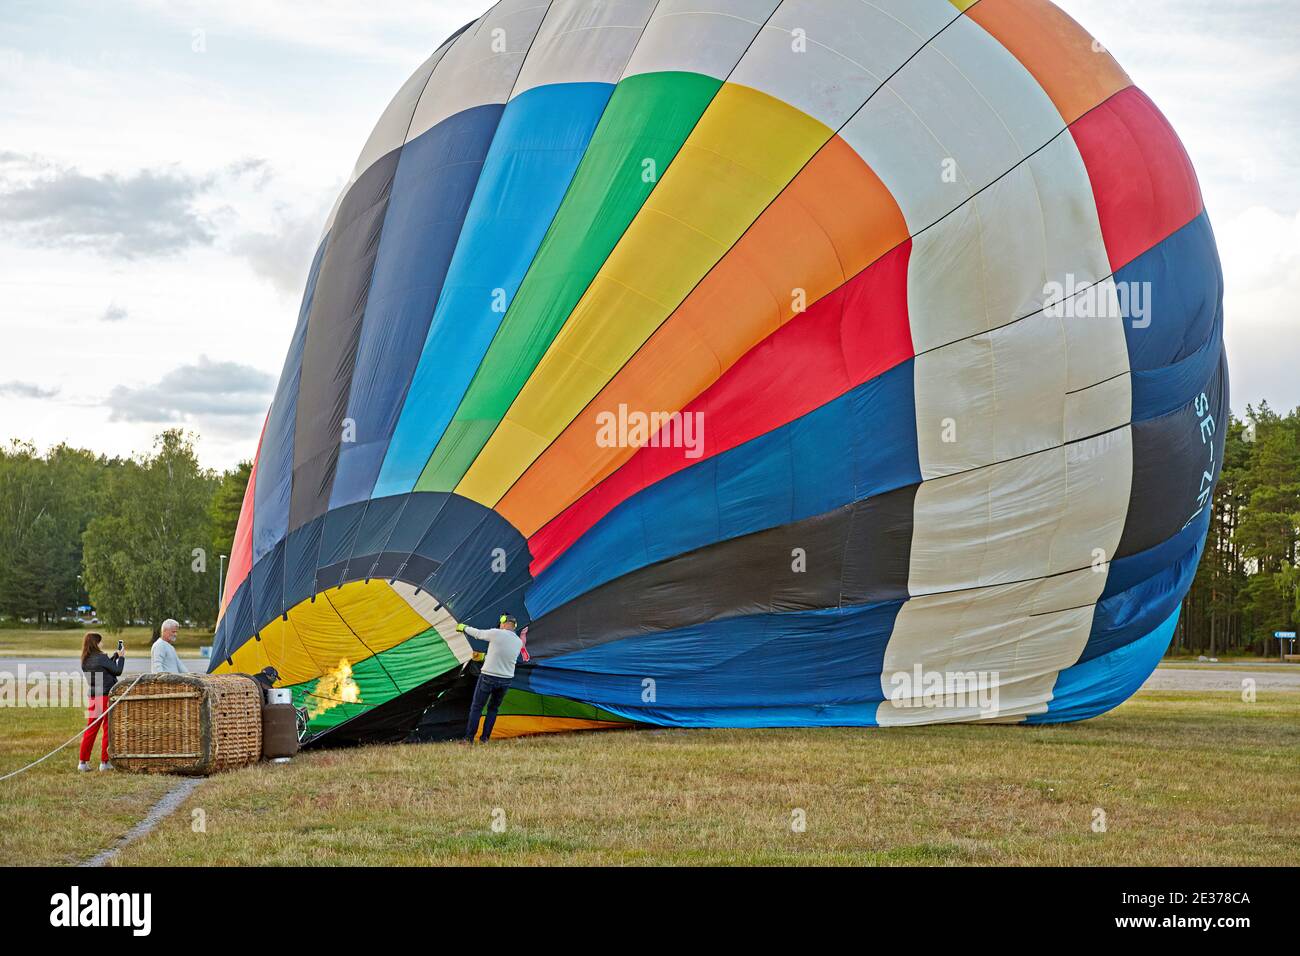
<box><xmin>1182</xmin><ymin>391</ymin><xmax>1216</xmax><ymax>530</ymax></box>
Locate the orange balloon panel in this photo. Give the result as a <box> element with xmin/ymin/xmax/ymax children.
<box><xmin>497</xmin><ymin>135</ymin><xmax>909</xmax><ymax>536</ymax></box>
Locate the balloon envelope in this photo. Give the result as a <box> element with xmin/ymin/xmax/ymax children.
<box><xmin>213</xmin><ymin>0</ymin><xmax>1225</xmax><ymax>742</ymax></box>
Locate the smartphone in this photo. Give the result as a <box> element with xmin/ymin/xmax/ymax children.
<box><xmin>117</xmin><ymin>640</ymin><xmax>124</xmax><ymax>652</ymax></box>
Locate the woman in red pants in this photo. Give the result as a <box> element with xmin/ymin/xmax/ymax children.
<box><xmin>79</xmin><ymin>632</ymin><xmax>125</xmax><ymax>772</ymax></box>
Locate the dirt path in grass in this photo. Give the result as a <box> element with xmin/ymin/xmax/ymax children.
<box><xmin>79</xmin><ymin>778</ymin><xmax>203</xmax><ymax>867</ymax></box>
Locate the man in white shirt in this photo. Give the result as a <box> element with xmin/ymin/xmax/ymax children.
<box><xmin>455</xmin><ymin>615</ymin><xmax>524</xmax><ymax>742</ymax></box>
<box><xmin>150</xmin><ymin>618</ymin><xmax>187</xmax><ymax>674</ymax></box>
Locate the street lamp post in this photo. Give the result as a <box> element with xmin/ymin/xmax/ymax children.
<box><xmin>218</xmin><ymin>554</ymin><xmax>227</xmax><ymax>620</ymax></box>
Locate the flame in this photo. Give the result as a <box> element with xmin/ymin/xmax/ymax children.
<box><xmin>307</xmin><ymin>658</ymin><xmax>362</xmax><ymax>719</ymax></box>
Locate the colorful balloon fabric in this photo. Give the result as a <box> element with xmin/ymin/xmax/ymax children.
<box><xmin>212</xmin><ymin>0</ymin><xmax>1226</xmax><ymax>741</ymax></box>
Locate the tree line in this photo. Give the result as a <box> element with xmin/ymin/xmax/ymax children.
<box><xmin>0</xmin><ymin>408</ymin><xmax>1296</xmax><ymax>655</ymax></box>
<box><xmin>1178</xmin><ymin>403</ymin><xmax>1299</xmax><ymax>656</ymax></box>
<box><xmin>0</xmin><ymin>430</ymin><xmax>249</xmax><ymax>637</ymax></box>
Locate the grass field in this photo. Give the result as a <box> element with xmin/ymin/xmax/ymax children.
<box><xmin>0</xmin><ymin>626</ymin><xmax>211</xmax><ymax>657</ymax></box>
<box><xmin>2</xmin><ymin>691</ymin><xmax>1297</xmax><ymax>866</ymax></box>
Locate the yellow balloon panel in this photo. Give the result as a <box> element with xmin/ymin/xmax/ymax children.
<box><xmin>213</xmin><ymin>580</ymin><xmax>432</xmax><ymax>686</ymax></box>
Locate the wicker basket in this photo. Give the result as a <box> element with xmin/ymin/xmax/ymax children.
<box><xmin>108</xmin><ymin>673</ymin><xmax>263</xmax><ymax>775</ymax></box>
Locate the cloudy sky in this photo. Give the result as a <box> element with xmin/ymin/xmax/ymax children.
<box><xmin>1</xmin><ymin>0</ymin><xmax>1297</xmax><ymax>471</ymax></box>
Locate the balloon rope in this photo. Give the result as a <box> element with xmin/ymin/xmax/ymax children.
<box><xmin>0</xmin><ymin>671</ymin><xmax>146</xmax><ymax>783</ymax></box>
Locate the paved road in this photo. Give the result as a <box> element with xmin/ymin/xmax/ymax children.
<box><xmin>1140</xmin><ymin>665</ymin><xmax>1300</xmax><ymax>692</ymax></box>
<box><xmin>0</xmin><ymin>656</ymin><xmax>209</xmax><ymax>676</ymax></box>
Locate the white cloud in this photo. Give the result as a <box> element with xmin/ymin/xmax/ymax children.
<box><xmin>129</xmin><ymin>0</ymin><xmax>485</xmax><ymax>65</ymax></box>
<box><xmin>0</xmin><ymin>162</ymin><xmax>215</xmax><ymax>258</ymax></box>
<box><xmin>104</xmin><ymin>355</ymin><xmax>274</xmax><ymax>433</ymax></box>
<box><xmin>0</xmin><ymin>380</ymin><xmax>59</xmax><ymax>399</ymax></box>
<box><xmin>231</xmin><ymin>200</ymin><xmax>329</xmax><ymax>295</ymax></box>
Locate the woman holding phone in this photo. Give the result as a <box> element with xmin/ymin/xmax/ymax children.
<box><xmin>79</xmin><ymin>632</ymin><xmax>124</xmax><ymax>772</ymax></box>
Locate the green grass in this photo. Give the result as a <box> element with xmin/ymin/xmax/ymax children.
<box><xmin>0</xmin><ymin>626</ymin><xmax>211</xmax><ymax>657</ymax></box>
<box><xmin>0</xmin><ymin>707</ymin><xmax>176</xmax><ymax>866</ymax></box>
<box><xmin>3</xmin><ymin>691</ymin><xmax>1297</xmax><ymax>867</ymax></box>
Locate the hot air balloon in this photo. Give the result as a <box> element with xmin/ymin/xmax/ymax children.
<box><xmin>212</xmin><ymin>0</ymin><xmax>1225</xmax><ymax>743</ymax></box>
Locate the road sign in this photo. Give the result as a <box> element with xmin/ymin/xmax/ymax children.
<box><xmin>1275</xmin><ymin>631</ymin><xmax>1297</xmax><ymax>639</ymax></box>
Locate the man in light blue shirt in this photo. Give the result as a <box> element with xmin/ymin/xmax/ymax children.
<box><xmin>150</xmin><ymin>618</ymin><xmax>187</xmax><ymax>674</ymax></box>
<box><xmin>456</xmin><ymin>615</ymin><xmax>524</xmax><ymax>742</ymax></box>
